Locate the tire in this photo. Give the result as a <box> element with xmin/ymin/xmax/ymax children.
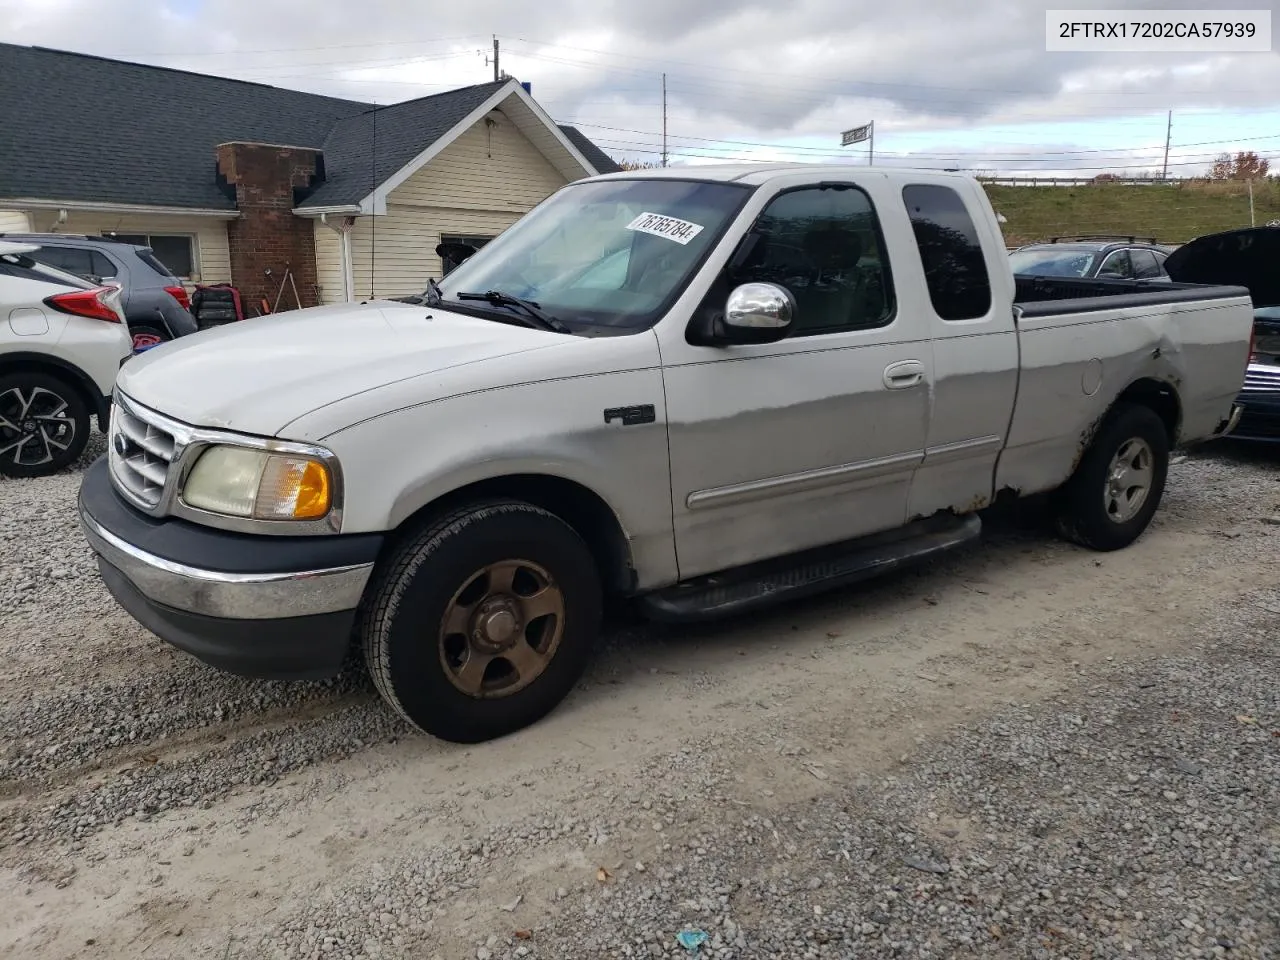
<box><xmin>129</xmin><ymin>324</ymin><xmax>170</xmax><ymax>352</ymax></box>
<box><xmin>0</xmin><ymin>371</ymin><xmax>91</xmax><ymax>478</ymax></box>
<box><xmin>1055</xmin><ymin>402</ymin><xmax>1170</xmax><ymax>551</ymax></box>
<box><xmin>361</xmin><ymin>500</ymin><xmax>603</xmax><ymax>743</ymax></box>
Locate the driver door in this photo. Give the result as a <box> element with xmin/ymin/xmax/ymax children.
<box><xmin>658</xmin><ymin>182</ymin><xmax>933</xmax><ymax>579</ymax></box>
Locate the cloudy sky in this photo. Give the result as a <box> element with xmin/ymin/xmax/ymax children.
<box><xmin>4</xmin><ymin>0</ymin><xmax>1279</xmax><ymax>175</ymax></box>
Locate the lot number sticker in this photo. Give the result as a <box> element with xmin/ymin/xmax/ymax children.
<box><xmin>626</xmin><ymin>211</ymin><xmax>705</xmax><ymax>245</ymax></box>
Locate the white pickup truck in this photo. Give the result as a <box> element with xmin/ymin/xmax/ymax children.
<box><xmin>78</xmin><ymin>165</ymin><xmax>1253</xmax><ymax>742</ymax></box>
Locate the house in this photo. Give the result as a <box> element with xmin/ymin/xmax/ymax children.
<box><xmin>0</xmin><ymin>44</ymin><xmax>620</xmax><ymax>310</ymax></box>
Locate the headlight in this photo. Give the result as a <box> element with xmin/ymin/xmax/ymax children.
<box><xmin>182</xmin><ymin>445</ymin><xmax>333</xmax><ymax>521</ymax></box>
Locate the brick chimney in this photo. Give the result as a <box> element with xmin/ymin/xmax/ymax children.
<box><xmin>215</xmin><ymin>142</ymin><xmax>323</xmax><ymax>312</ymax></box>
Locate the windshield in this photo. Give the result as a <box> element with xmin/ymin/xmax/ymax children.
<box><xmin>434</xmin><ymin>178</ymin><xmax>752</xmax><ymax>331</ymax></box>
<box><xmin>1008</xmin><ymin>247</ymin><xmax>1097</xmax><ymax>278</ymax></box>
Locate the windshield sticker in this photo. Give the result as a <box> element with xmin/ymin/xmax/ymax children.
<box><xmin>625</xmin><ymin>212</ymin><xmax>705</xmax><ymax>245</ymax></box>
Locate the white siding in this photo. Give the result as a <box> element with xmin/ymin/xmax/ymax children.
<box><xmin>0</xmin><ymin>210</ymin><xmax>30</xmax><ymax>232</ymax></box>
<box><xmin>21</xmin><ymin>210</ymin><xmax>232</xmax><ymax>286</ymax></box>
<box><xmin>347</xmin><ymin>110</ymin><xmax>571</xmax><ymax>300</ymax></box>
<box><xmin>314</xmin><ymin>222</ymin><xmax>346</xmax><ymax>305</ymax></box>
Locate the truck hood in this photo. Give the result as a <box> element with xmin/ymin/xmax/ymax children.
<box><xmin>1163</xmin><ymin>226</ymin><xmax>1280</xmax><ymax>309</ymax></box>
<box><xmin>116</xmin><ymin>300</ymin><xmax>558</xmax><ymax>435</ymax></box>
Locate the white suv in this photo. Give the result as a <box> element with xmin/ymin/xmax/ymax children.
<box><xmin>0</xmin><ymin>241</ymin><xmax>133</xmax><ymax>477</ymax></box>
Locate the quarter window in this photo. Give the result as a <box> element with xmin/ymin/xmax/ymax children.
<box><xmin>731</xmin><ymin>185</ymin><xmax>893</xmax><ymax>336</ymax></box>
<box><xmin>902</xmin><ymin>184</ymin><xmax>992</xmax><ymax>321</ymax></box>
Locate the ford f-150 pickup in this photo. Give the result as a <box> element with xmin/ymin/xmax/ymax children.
<box><xmin>77</xmin><ymin>165</ymin><xmax>1255</xmax><ymax>743</ymax></box>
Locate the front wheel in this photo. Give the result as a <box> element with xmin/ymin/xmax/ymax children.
<box><xmin>361</xmin><ymin>500</ymin><xmax>602</xmax><ymax>743</ymax></box>
<box><xmin>1055</xmin><ymin>403</ymin><xmax>1170</xmax><ymax>551</ymax></box>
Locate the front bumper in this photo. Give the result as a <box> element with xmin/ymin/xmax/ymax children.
<box><xmin>78</xmin><ymin>456</ymin><xmax>384</xmax><ymax>680</ymax></box>
<box><xmin>1230</xmin><ymin>394</ymin><xmax>1280</xmax><ymax>443</ymax></box>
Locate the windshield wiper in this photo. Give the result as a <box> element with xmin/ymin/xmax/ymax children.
<box><xmin>455</xmin><ymin>290</ymin><xmax>570</xmax><ymax>334</ymax></box>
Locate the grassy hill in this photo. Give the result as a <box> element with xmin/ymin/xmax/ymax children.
<box><xmin>983</xmin><ymin>178</ymin><xmax>1280</xmax><ymax>246</ymax></box>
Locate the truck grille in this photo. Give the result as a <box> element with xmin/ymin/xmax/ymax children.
<box><xmin>1242</xmin><ymin>363</ymin><xmax>1280</xmax><ymax>395</ymax></box>
<box><xmin>108</xmin><ymin>398</ymin><xmax>178</xmax><ymax>508</ymax></box>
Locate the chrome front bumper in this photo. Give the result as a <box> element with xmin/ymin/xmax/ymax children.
<box><xmin>79</xmin><ymin>509</ymin><xmax>374</xmax><ymax>621</ymax></box>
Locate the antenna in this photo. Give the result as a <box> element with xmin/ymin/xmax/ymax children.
<box><xmin>661</xmin><ymin>73</ymin><xmax>668</xmax><ymax>168</ymax></box>
<box><xmin>370</xmin><ymin>101</ymin><xmax>377</xmax><ymax>299</ymax></box>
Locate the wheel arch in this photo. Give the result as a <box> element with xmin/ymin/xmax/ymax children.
<box><xmin>0</xmin><ymin>351</ymin><xmax>109</xmax><ymax>427</ymax></box>
<box><xmin>1112</xmin><ymin>377</ymin><xmax>1182</xmax><ymax>444</ymax></box>
<box><xmin>390</xmin><ymin>473</ymin><xmax>637</xmax><ymax>597</ymax></box>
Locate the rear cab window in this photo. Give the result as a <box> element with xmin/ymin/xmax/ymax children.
<box><xmin>902</xmin><ymin>183</ymin><xmax>993</xmax><ymax>320</ymax></box>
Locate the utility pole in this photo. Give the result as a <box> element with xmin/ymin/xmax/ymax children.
<box><xmin>492</xmin><ymin>35</ymin><xmax>500</xmax><ymax>82</ymax></box>
<box><xmin>1162</xmin><ymin>110</ymin><xmax>1172</xmax><ymax>179</ymax></box>
<box><xmin>661</xmin><ymin>73</ymin><xmax>668</xmax><ymax>167</ymax></box>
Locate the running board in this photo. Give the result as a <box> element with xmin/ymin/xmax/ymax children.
<box><xmin>638</xmin><ymin>513</ymin><xmax>982</xmax><ymax>624</ymax></box>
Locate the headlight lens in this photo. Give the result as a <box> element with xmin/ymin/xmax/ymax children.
<box><xmin>182</xmin><ymin>445</ymin><xmax>333</xmax><ymax>521</ymax></box>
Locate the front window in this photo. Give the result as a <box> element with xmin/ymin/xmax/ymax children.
<box><xmin>1008</xmin><ymin>247</ymin><xmax>1096</xmax><ymax>278</ymax></box>
<box><xmin>434</xmin><ymin>179</ymin><xmax>752</xmax><ymax>332</ymax></box>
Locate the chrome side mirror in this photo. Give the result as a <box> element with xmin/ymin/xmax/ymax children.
<box><xmin>720</xmin><ymin>282</ymin><xmax>795</xmax><ymax>344</ymax></box>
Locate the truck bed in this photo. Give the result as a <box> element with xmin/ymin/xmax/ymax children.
<box><xmin>1014</xmin><ymin>275</ymin><xmax>1251</xmax><ymax>315</ymax></box>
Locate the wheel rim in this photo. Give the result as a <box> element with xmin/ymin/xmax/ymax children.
<box><xmin>438</xmin><ymin>559</ymin><xmax>565</xmax><ymax>699</ymax></box>
<box><xmin>1104</xmin><ymin>436</ymin><xmax>1154</xmax><ymax>524</ymax></box>
<box><xmin>0</xmin><ymin>386</ymin><xmax>76</xmax><ymax>469</ymax></box>
<box><xmin>133</xmin><ymin>332</ymin><xmax>163</xmax><ymax>351</ymax></box>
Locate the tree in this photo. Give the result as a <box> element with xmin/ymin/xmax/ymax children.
<box><xmin>1209</xmin><ymin>151</ymin><xmax>1270</xmax><ymax>180</ymax></box>
<box><xmin>615</xmin><ymin>159</ymin><xmax>660</xmax><ymax>171</ymax></box>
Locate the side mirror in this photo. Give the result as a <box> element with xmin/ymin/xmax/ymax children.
<box><xmin>719</xmin><ymin>282</ymin><xmax>795</xmax><ymax>344</ymax></box>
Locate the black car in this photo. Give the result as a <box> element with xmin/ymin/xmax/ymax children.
<box><xmin>1009</xmin><ymin>235</ymin><xmax>1174</xmax><ymax>281</ymax></box>
<box><xmin>1163</xmin><ymin>227</ymin><xmax>1280</xmax><ymax>443</ymax></box>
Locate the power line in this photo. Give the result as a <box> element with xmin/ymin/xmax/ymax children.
<box><xmin>556</xmin><ymin>120</ymin><xmax>1280</xmax><ymax>160</ymax></box>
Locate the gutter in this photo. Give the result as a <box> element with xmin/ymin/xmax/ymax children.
<box><xmin>2</xmin><ymin>198</ymin><xmax>239</xmax><ymax>219</ymax></box>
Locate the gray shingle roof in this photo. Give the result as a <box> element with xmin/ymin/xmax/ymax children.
<box><xmin>557</xmin><ymin>125</ymin><xmax>622</xmax><ymax>176</ymax></box>
<box><xmin>0</xmin><ymin>44</ymin><xmax>620</xmax><ymax>211</ymax></box>
<box><xmin>302</xmin><ymin>81</ymin><xmax>509</xmax><ymax>209</ymax></box>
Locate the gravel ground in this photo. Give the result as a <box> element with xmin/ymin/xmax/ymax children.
<box><xmin>1</xmin><ymin>438</ymin><xmax>1276</xmax><ymax>960</ymax></box>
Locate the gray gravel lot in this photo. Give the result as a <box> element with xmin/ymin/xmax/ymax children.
<box><xmin>1</xmin><ymin>438</ymin><xmax>1276</xmax><ymax>960</ymax></box>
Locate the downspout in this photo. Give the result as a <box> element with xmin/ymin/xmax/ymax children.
<box><xmin>320</xmin><ymin>213</ymin><xmax>357</xmax><ymax>304</ymax></box>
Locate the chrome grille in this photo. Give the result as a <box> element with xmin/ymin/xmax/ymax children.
<box><xmin>1242</xmin><ymin>362</ymin><xmax>1280</xmax><ymax>395</ymax></box>
<box><xmin>108</xmin><ymin>398</ymin><xmax>178</xmax><ymax>508</ymax></box>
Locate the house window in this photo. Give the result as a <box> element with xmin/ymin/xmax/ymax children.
<box><xmin>108</xmin><ymin>233</ymin><xmax>196</xmax><ymax>278</ymax></box>
<box><xmin>439</xmin><ymin>234</ymin><xmax>494</xmax><ymax>276</ymax></box>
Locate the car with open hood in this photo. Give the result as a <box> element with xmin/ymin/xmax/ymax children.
<box><xmin>1163</xmin><ymin>227</ymin><xmax>1280</xmax><ymax>442</ymax></box>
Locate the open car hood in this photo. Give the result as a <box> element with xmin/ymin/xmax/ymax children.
<box><xmin>1163</xmin><ymin>226</ymin><xmax>1280</xmax><ymax>309</ymax></box>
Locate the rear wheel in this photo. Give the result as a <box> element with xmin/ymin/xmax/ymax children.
<box><xmin>129</xmin><ymin>324</ymin><xmax>169</xmax><ymax>352</ymax></box>
<box><xmin>1055</xmin><ymin>403</ymin><xmax>1170</xmax><ymax>551</ymax></box>
<box><xmin>0</xmin><ymin>372</ymin><xmax>90</xmax><ymax>478</ymax></box>
<box><xmin>361</xmin><ymin>500</ymin><xmax>602</xmax><ymax>742</ymax></box>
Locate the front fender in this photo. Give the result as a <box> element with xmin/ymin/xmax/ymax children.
<box><xmin>322</xmin><ymin>370</ymin><xmax>679</xmax><ymax>590</ymax></box>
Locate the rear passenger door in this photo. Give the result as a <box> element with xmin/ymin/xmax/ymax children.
<box><xmin>1130</xmin><ymin>248</ymin><xmax>1166</xmax><ymax>280</ymax></box>
<box><xmin>898</xmin><ymin>182</ymin><xmax>1019</xmax><ymax>518</ymax></box>
<box><xmin>1095</xmin><ymin>249</ymin><xmax>1134</xmax><ymax>279</ymax></box>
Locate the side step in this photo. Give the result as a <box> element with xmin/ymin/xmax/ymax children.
<box><xmin>638</xmin><ymin>513</ymin><xmax>982</xmax><ymax>624</ymax></box>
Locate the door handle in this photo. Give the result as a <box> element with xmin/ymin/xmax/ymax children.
<box><xmin>883</xmin><ymin>360</ymin><xmax>924</xmax><ymax>389</ymax></box>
